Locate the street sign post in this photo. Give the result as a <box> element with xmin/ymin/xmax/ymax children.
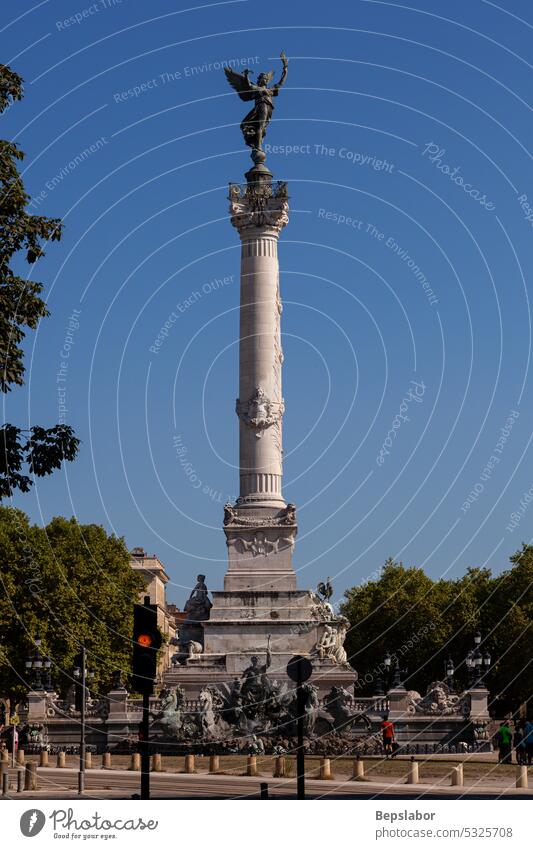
<box><xmin>287</xmin><ymin>655</ymin><xmax>313</xmax><ymax>800</ymax></box>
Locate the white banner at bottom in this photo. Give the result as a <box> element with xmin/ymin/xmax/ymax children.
<box><xmin>0</xmin><ymin>799</ymin><xmax>529</xmax><ymax>848</ymax></box>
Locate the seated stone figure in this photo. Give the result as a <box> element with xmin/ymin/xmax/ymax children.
<box><xmin>184</xmin><ymin>574</ymin><xmax>212</xmax><ymax>621</ymax></box>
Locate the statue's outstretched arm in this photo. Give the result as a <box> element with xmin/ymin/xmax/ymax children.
<box><xmin>272</xmin><ymin>51</ymin><xmax>288</xmax><ymax>93</ymax></box>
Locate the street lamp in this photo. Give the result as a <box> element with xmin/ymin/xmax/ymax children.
<box><xmin>25</xmin><ymin>634</ymin><xmax>44</xmax><ymax>690</ymax></box>
<box><xmin>392</xmin><ymin>657</ymin><xmax>403</xmax><ymax>688</ymax></box>
<box><xmin>466</xmin><ymin>633</ymin><xmax>491</xmax><ymax>689</ymax></box>
<box><xmin>43</xmin><ymin>658</ymin><xmax>52</xmax><ymax>691</ymax></box>
<box><xmin>379</xmin><ymin>651</ymin><xmax>405</xmax><ymax>691</ymax></box>
<box><xmin>445</xmin><ymin>655</ymin><xmax>455</xmax><ymax>688</ymax></box>
<box><xmin>73</xmin><ymin>648</ymin><xmax>95</xmax><ymax>795</ymax></box>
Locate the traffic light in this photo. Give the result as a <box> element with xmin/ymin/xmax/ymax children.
<box><xmin>132</xmin><ymin>599</ymin><xmax>162</xmax><ymax>695</ymax></box>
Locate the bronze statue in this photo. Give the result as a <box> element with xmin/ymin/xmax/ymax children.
<box><xmin>224</xmin><ymin>51</ymin><xmax>288</xmax><ymax>151</ymax></box>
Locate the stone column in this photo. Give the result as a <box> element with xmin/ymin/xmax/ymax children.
<box><xmin>224</xmin><ymin>169</ymin><xmax>297</xmax><ymax>592</ymax></box>
<box><xmin>230</xmin><ymin>179</ymin><xmax>289</xmax><ymax>508</ymax></box>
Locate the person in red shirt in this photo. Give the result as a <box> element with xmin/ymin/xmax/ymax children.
<box><xmin>382</xmin><ymin>714</ymin><xmax>395</xmax><ymax>757</ymax></box>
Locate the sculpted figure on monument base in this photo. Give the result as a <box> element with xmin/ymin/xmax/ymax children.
<box><xmin>157</xmin><ymin>686</ymin><xmax>186</xmax><ymax>737</ymax></box>
<box><xmin>241</xmin><ymin>637</ymin><xmax>272</xmax><ymax>704</ymax></box>
<box><xmin>184</xmin><ymin>574</ymin><xmax>212</xmax><ymax>621</ymax></box>
<box><xmin>323</xmin><ymin>686</ymin><xmax>372</xmax><ymax>732</ymax></box>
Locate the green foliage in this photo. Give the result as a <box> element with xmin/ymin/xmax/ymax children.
<box><xmin>0</xmin><ymin>507</ymin><xmax>145</xmax><ymax>701</ymax></box>
<box><xmin>0</xmin><ymin>424</ymin><xmax>79</xmax><ymax>498</ymax></box>
<box><xmin>0</xmin><ymin>64</ymin><xmax>79</xmax><ymax>497</ymax></box>
<box><xmin>340</xmin><ymin>553</ymin><xmax>532</xmax><ymax>711</ymax></box>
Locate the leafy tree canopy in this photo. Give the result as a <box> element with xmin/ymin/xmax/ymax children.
<box><xmin>0</xmin><ymin>506</ymin><xmax>144</xmax><ymax>701</ymax></box>
<box><xmin>0</xmin><ymin>64</ymin><xmax>79</xmax><ymax>498</ymax></box>
<box><xmin>340</xmin><ymin>552</ymin><xmax>532</xmax><ymax>712</ymax></box>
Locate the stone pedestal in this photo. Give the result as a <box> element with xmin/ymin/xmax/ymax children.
<box><xmin>27</xmin><ymin>690</ymin><xmax>47</xmax><ymax>721</ymax></box>
<box><xmin>387</xmin><ymin>686</ymin><xmax>409</xmax><ymax>720</ymax></box>
<box><xmin>467</xmin><ymin>686</ymin><xmax>490</xmax><ymax>721</ymax></box>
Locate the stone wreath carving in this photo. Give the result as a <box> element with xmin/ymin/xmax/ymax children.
<box><xmin>236</xmin><ymin>387</ymin><xmax>284</xmax><ymax>437</ymax></box>
<box><xmin>223</xmin><ymin>502</ymin><xmax>296</xmax><ymax>527</ymax></box>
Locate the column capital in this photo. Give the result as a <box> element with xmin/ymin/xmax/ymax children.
<box><xmin>229</xmin><ymin>180</ymin><xmax>289</xmax><ymax>236</ymax></box>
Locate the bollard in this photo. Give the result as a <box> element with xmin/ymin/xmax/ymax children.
<box><xmin>516</xmin><ymin>766</ymin><xmax>528</xmax><ymax>789</ymax></box>
<box><xmin>319</xmin><ymin>758</ymin><xmax>332</xmax><ymax>780</ymax></box>
<box><xmin>273</xmin><ymin>756</ymin><xmax>285</xmax><ymax>778</ymax></box>
<box><xmin>57</xmin><ymin>751</ymin><xmax>66</xmax><ymax>769</ymax></box>
<box><xmin>130</xmin><ymin>753</ymin><xmax>140</xmax><ymax>771</ymax></box>
<box><xmin>17</xmin><ymin>769</ymin><xmax>23</xmax><ymax>793</ymax></box>
<box><xmin>84</xmin><ymin>751</ymin><xmax>92</xmax><ymax>770</ymax></box>
<box><xmin>184</xmin><ymin>754</ymin><xmax>195</xmax><ymax>774</ymax></box>
<box><xmin>24</xmin><ymin>762</ymin><xmax>37</xmax><ymax>791</ymax></box>
<box><xmin>39</xmin><ymin>750</ymin><xmax>49</xmax><ymax>767</ymax></box>
<box><xmin>16</xmin><ymin>749</ymin><xmax>24</xmax><ymax>766</ymax></box>
<box><xmin>209</xmin><ymin>755</ymin><xmax>220</xmax><ymax>774</ymax></box>
<box><xmin>353</xmin><ymin>757</ymin><xmax>365</xmax><ymax>779</ymax></box>
<box><xmin>102</xmin><ymin>752</ymin><xmax>111</xmax><ymax>769</ymax></box>
<box><xmin>260</xmin><ymin>782</ymin><xmax>269</xmax><ymax>799</ymax></box>
<box><xmin>2</xmin><ymin>771</ymin><xmax>9</xmax><ymax>796</ymax></box>
<box><xmin>151</xmin><ymin>753</ymin><xmax>161</xmax><ymax>772</ymax></box>
<box><xmin>247</xmin><ymin>755</ymin><xmax>258</xmax><ymax>777</ymax></box>
<box><xmin>451</xmin><ymin>764</ymin><xmax>463</xmax><ymax>787</ymax></box>
<box><xmin>407</xmin><ymin>758</ymin><xmax>419</xmax><ymax>785</ymax></box>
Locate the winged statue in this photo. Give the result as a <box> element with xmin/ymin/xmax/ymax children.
<box><xmin>224</xmin><ymin>51</ymin><xmax>288</xmax><ymax>151</ymax></box>
<box><xmin>317</xmin><ymin>577</ymin><xmax>333</xmax><ymax>602</ymax></box>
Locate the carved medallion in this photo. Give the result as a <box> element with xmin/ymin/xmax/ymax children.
<box><xmin>236</xmin><ymin>387</ymin><xmax>284</xmax><ymax>437</ymax></box>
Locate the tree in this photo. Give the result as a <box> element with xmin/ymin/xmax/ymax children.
<box><xmin>341</xmin><ymin>559</ymin><xmax>447</xmax><ymax>695</ymax></box>
<box><xmin>0</xmin><ymin>64</ymin><xmax>79</xmax><ymax>498</ymax></box>
<box><xmin>341</xmin><ymin>553</ymin><xmax>532</xmax><ymax>712</ymax></box>
<box><xmin>0</xmin><ymin>506</ymin><xmax>145</xmax><ymax>702</ymax></box>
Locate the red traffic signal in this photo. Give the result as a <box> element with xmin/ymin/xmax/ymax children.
<box><xmin>132</xmin><ymin>601</ymin><xmax>162</xmax><ymax>695</ymax></box>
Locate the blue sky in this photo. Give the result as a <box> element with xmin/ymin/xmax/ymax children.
<box><xmin>3</xmin><ymin>0</ymin><xmax>533</xmax><ymax>606</ymax></box>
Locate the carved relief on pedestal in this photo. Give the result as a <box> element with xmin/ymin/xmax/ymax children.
<box><xmin>236</xmin><ymin>386</ymin><xmax>284</xmax><ymax>438</ymax></box>
<box><xmin>227</xmin><ymin>529</ymin><xmax>295</xmax><ymax>557</ymax></box>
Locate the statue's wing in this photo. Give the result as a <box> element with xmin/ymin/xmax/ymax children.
<box><xmin>224</xmin><ymin>67</ymin><xmax>255</xmax><ymax>101</ymax></box>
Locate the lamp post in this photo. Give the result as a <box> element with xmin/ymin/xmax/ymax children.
<box><xmin>392</xmin><ymin>658</ymin><xmax>403</xmax><ymax>688</ymax></box>
<box><xmin>73</xmin><ymin>648</ymin><xmax>95</xmax><ymax>795</ymax></box>
<box><xmin>465</xmin><ymin>632</ymin><xmax>491</xmax><ymax>689</ymax></box>
<box><xmin>445</xmin><ymin>655</ymin><xmax>455</xmax><ymax>689</ymax></box>
<box><xmin>379</xmin><ymin>651</ymin><xmax>405</xmax><ymax>691</ymax></box>
<box><xmin>25</xmin><ymin>634</ymin><xmax>44</xmax><ymax>691</ymax></box>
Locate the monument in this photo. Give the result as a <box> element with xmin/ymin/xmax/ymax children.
<box><xmin>164</xmin><ymin>53</ymin><xmax>356</xmax><ymax>704</ymax></box>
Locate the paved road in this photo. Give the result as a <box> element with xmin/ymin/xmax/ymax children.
<box><xmin>1</xmin><ymin>767</ymin><xmax>532</xmax><ymax>800</ymax></box>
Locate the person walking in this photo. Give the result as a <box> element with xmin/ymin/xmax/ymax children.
<box><xmin>381</xmin><ymin>714</ymin><xmax>395</xmax><ymax>758</ymax></box>
<box><xmin>513</xmin><ymin>721</ymin><xmax>526</xmax><ymax>765</ymax></box>
<box><xmin>497</xmin><ymin>720</ymin><xmax>513</xmax><ymax>764</ymax></box>
<box><xmin>524</xmin><ymin>718</ymin><xmax>533</xmax><ymax>766</ymax></box>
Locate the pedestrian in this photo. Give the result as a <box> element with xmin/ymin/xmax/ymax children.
<box><xmin>381</xmin><ymin>713</ymin><xmax>395</xmax><ymax>758</ymax></box>
<box><xmin>524</xmin><ymin>718</ymin><xmax>533</xmax><ymax>766</ymax></box>
<box><xmin>497</xmin><ymin>720</ymin><xmax>513</xmax><ymax>764</ymax></box>
<box><xmin>513</xmin><ymin>722</ymin><xmax>526</xmax><ymax>765</ymax></box>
